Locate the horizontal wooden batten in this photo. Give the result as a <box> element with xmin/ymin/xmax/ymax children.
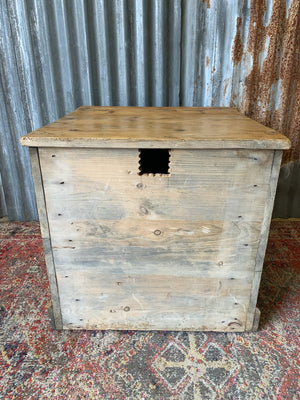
<box><xmin>50</xmin><ymin>219</ymin><xmax>261</xmax><ymax>274</ymax></box>
<box><xmin>39</xmin><ymin>148</ymin><xmax>272</xmax><ymax>222</ymax></box>
<box><xmin>52</xmin><ymin>245</ymin><xmax>257</xmax><ymax>272</ymax></box>
<box><xmin>20</xmin><ymin>106</ymin><xmax>290</xmax><ymax>149</ymax></box>
<box><xmin>57</xmin><ymin>272</ymin><xmax>250</xmax><ymax>331</ymax></box>
<box><xmin>45</xmin><ymin>192</ymin><xmax>268</xmax><ymax>222</ymax></box>
<box><xmin>62</xmin><ymin>311</ymin><xmax>247</xmax><ymax>332</ymax></box>
<box><xmin>55</xmin><ymin>263</ymin><xmax>256</xmax><ymax>280</ymax></box>
<box><xmin>49</xmin><ymin>219</ymin><xmax>261</xmax><ymax>247</ymax></box>
<box><xmin>39</xmin><ymin>148</ymin><xmax>273</xmax><ymax>187</ymax></box>
<box><xmin>56</xmin><ymin>272</ymin><xmax>252</xmax><ymax>297</ymax></box>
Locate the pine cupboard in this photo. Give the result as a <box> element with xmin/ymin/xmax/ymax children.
<box><xmin>20</xmin><ymin>106</ymin><xmax>290</xmax><ymax>331</ymax></box>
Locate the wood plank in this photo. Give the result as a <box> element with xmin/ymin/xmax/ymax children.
<box><xmin>55</xmin><ymin>262</ymin><xmax>256</xmax><ymax>281</ymax></box>
<box><xmin>28</xmin><ymin>148</ymin><xmax>50</xmax><ymax>239</ymax></box>
<box><xmin>39</xmin><ymin>148</ymin><xmax>272</xmax><ymax>222</ymax></box>
<box><xmin>170</xmin><ymin>149</ymin><xmax>273</xmax><ymax>185</ymax></box>
<box><xmin>57</xmin><ymin>271</ymin><xmax>250</xmax><ymax>331</ymax></box>
<box><xmin>28</xmin><ymin>148</ymin><xmax>63</xmax><ymax>329</ymax></box>
<box><xmin>62</xmin><ymin>311</ymin><xmax>247</xmax><ymax>332</ymax></box>
<box><xmin>52</xmin><ymin>245</ymin><xmax>258</xmax><ymax>275</ymax></box>
<box><xmin>44</xmin><ymin>190</ymin><xmax>268</xmax><ymax>221</ymax></box>
<box><xmin>20</xmin><ymin>106</ymin><xmax>291</xmax><ymax>149</ymax></box>
<box><xmin>50</xmin><ymin>219</ymin><xmax>261</xmax><ymax>277</ymax></box>
<box><xmin>245</xmin><ymin>150</ymin><xmax>283</xmax><ymax>330</ymax></box>
<box><xmin>42</xmin><ymin>238</ymin><xmax>63</xmax><ymax>330</ymax></box>
<box><xmin>38</xmin><ymin>148</ymin><xmax>273</xmax><ymax>184</ymax></box>
<box><xmin>49</xmin><ymin>219</ymin><xmax>261</xmax><ymax>248</ymax></box>
<box><xmin>56</xmin><ymin>272</ymin><xmax>252</xmax><ymax>299</ymax></box>
<box><xmin>252</xmin><ymin>308</ymin><xmax>261</xmax><ymax>331</ymax></box>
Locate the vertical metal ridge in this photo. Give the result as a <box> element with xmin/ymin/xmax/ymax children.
<box><xmin>64</xmin><ymin>0</ymin><xmax>93</xmax><ymax>107</ymax></box>
<box><xmin>149</xmin><ymin>0</ymin><xmax>166</xmax><ymax>106</ymax></box>
<box><xmin>107</xmin><ymin>0</ymin><xmax>130</xmax><ymax>106</ymax></box>
<box><xmin>131</xmin><ymin>0</ymin><xmax>147</xmax><ymax>106</ymax></box>
<box><xmin>29</xmin><ymin>0</ymin><xmax>59</xmax><ymax>124</ymax></box>
<box><xmin>47</xmin><ymin>0</ymin><xmax>75</xmax><ymax>115</ymax></box>
<box><xmin>87</xmin><ymin>0</ymin><xmax>112</xmax><ymax>106</ymax></box>
<box><xmin>167</xmin><ymin>0</ymin><xmax>181</xmax><ymax>106</ymax></box>
<box><xmin>180</xmin><ymin>0</ymin><xmax>200</xmax><ymax>106</ymax></box>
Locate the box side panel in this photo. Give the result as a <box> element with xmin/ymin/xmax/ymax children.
<box><xmin>28</xmin><ymin>148</ymin><xmax>63</xmax><ymax>329</ymax></box>
<box><xmin>245</xmin><ymin>150</ymin><xmax>283</xmax><ymax>330</ymax></box>
<box><xmin>39</xmin><ymin>148</ymin><xmax>273</xmax><ymax>331</ymax></box>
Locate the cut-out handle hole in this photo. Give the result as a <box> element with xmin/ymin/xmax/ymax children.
<box><xmin>139</xmin><ymin>149</ymin><xmax>170</xmax><ymax>175</ymax></box>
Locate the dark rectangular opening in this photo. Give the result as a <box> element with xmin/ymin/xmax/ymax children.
<box><xmin>139</xmin><ymin>149</ymin><xmax>170</xmax><ymax>175</ymax></box>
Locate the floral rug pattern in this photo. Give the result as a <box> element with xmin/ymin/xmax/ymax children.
<box><xmin>0</xmin><ymin>220</ymin><xmax>299</xmax><ymax>399</ymax></box>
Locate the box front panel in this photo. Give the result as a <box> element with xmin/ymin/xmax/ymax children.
<box><xmin>39</xmin><ymin>148</ymin><xmax>273</xmax><ymax>331</ymax></box>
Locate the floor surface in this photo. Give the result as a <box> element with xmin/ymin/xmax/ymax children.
<box><xmin>0</xmin><ymin>220</ymin><xmax>299</xmax><ymax>399</ymax></box>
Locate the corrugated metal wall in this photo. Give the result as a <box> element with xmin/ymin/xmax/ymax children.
<box><xmin>1</xmin><ymin>0</ymin><xmax>299</xmax><ymax>220</ymax></box>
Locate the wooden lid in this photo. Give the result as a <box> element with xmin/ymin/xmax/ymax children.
<box><xmin>20</xmin><ymin>106</ymin><xmax>290</xmax><ymax>149</ymax></box>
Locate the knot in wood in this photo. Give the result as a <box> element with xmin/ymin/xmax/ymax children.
<box><xmin>140</xmin><ymin>206</ymin><xmax>149</xmax><ymax>215</ymax></box>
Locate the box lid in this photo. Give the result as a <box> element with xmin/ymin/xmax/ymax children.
<box><xmin>20</xmin><ymin>106</ymin><xmax>291</xmax><ymax>150</ymax></box>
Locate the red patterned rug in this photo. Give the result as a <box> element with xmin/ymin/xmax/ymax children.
<box><xmin>0</xmin><ymin>220</ymin><xmax>299</xmax><ymax>399</ymax></box>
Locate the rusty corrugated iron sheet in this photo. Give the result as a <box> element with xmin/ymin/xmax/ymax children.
<box><xmin>185</xmin><ymin>0</ymin><xmax>299</xmax><ymax>163</ymax></box>
<box><xmin>235</xmin><ymin>0</ymin><xmax>300</xmax><ymax>164</ymax></box>
<box><xmin>0</xmin><ymin>0</ymin><xmax>299</xmax><ymax>220</ymax></box>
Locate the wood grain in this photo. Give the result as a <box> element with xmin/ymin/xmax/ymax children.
<box><xmin>38</xmin><ymin>147</ymin><xmax>275</xmax><ymax>331</ymax></box>
<box><xmin>20</xmin><ymin>106</ymin><xmax>290</xmax><ymax>149</ymax></box>
<box><xmin>57</xmin><ymin>271</ymin><xmax>250</xmax><ymax>331</ymax></box>
<box><xmin>28</xmin><ymin>148</ymin><xmax>63</xmax><ymax>329</ymax></box>
<box><xmin>28</xmin><ymin>148</ymin><xmax>50</xmax><ymax>239</ymax></box>
<box><xmin>39</xmin><ymin>148</ymin><xmax>272</xmax><ymax>222</ymax></box>
<box><xmin>246</xmin><ymin>150</ymin><xmax>283</xmax><ymax>330</ymax></box>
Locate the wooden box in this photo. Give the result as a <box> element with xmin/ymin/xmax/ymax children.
<box><xmin>21</xmin><ymin>107</ymin><xmax>290</xmax><ymax>332</ymax></box>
